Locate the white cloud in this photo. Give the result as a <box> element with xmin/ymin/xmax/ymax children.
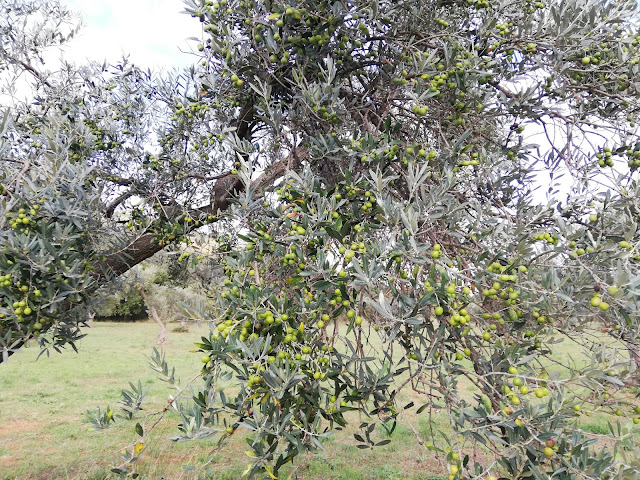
<box><xmin>61</xmin><ymin>0</ymin><xmax>198</xmax><ymax>68</ymax></box>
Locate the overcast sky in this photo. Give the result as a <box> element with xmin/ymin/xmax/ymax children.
<box><xmin>63</xmin><ymin>0</ymin><xmax>196</xmax><ymax>68</ymax></box>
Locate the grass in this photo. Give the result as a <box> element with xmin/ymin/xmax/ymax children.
<box><xmin>0</xmin><ymin>322</ymin><xmax>449</xmax><ymax>480</ymax></box>
<box><xmin>0</xmin><ymin>321</ymin><xmax>637</xmax><ymax>480</ymax></box>
<box><xmin>0</xmin><ymin>322</ymin><xmax>230</xmax><ymax>479</ymax></box>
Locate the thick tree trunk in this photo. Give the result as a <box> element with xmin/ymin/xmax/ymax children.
<box><xmin>139</xmin><ymin>288</ymin><xmax>166</xmax><ymax>345</ymax></box>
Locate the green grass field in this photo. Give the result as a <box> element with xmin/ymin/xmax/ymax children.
<box><xmin>0</xmin><ymin>322</ymin><xmax>449</xmax><ymax>480</ymax></box>
<box><xmin>0</xmin><ymin>321</ymin><xmax>634</xmax><ymax>480</ymax></box>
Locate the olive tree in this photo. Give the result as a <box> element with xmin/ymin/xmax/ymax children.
<box><xmin>2</xmin><ymin>0</ymin><xmax>640</xmax><ymax>478</ymax></box>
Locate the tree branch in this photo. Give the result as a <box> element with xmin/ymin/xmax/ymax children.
<box><xmin>4</xmin><ymin>54</ymin><xmax>52</xmax><ymax>88</ymax></box>
<box><xmin>105</xmin><ymin>190</ymin><xmax>135</xmax><ymax>218</ymax></box>
<box><xmin>488</xmin><ymin>80</ymin><xmax>516</xmax><ymax>99</ymax></box>
<box><xmin>97</xmin><ymin>172</ymin><xmax>134</xmax><ymax>186</ymax></box>
<box><xmin>101</xmin><ymin>145</ymin><xmax>307</xmax><ymax>278</ymax></box>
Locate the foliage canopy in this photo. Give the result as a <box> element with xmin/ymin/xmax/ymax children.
<box><xmin>1</xmin><ymin>0</ymin><xmax>640</xmax><ymax>478</ymax></box>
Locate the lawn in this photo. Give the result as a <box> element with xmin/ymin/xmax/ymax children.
<box><xmin>0</xmin><ymin>321</ymin><xmax>635</xmax><ymax>480</ymax></box>
<box><xmin>0</xmin><ymin>322</ymin><xmax>451</xmax><ymax>480</ymax></box>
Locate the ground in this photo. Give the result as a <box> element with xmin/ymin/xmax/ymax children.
<box><xmin>0</xmin><ymin>321</ymin><xmax>630</xmax><ymax>480</ymax></box>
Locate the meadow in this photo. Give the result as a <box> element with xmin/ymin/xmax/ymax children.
<box><xmin>0</xmin><ymin>321</ymin><xmax>631</xmax><ymax>480</ymax></box>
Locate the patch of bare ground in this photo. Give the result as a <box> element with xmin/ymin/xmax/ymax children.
<box><xmin>0</xmin><ymin>420</ymin><xmax>39</xmax><ymax>436</ymax></box>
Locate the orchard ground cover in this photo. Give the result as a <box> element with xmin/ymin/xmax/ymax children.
<box><xmin>0</xmin><ymin>321</ymin><xmax>634</xmax><ymax>480</ymax></box>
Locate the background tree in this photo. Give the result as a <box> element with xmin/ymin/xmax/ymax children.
<box><xmin>91</xmin><ymin>248</ymin><xmax>219</xmax><ymax>342</ymax></box>
<box><xmin>1</xmin><ymin>0</ymin><xmax>640</xmax><ymax>478</ymax></box>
